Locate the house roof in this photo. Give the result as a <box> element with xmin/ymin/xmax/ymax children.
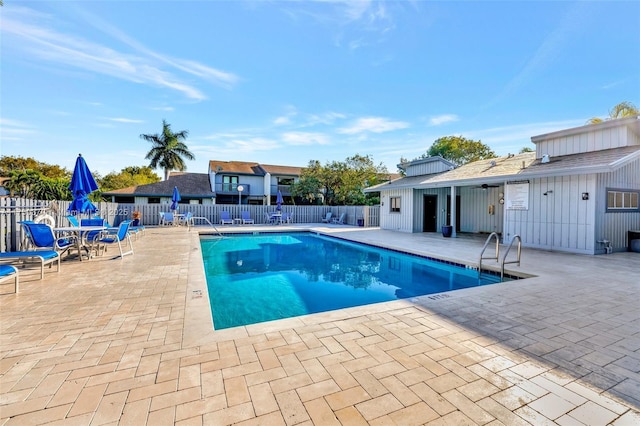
<box><xmin>531</xmin><ymin>114</ymin><xmax>640</xmax><ymax>142</ymax></box>
<box><xmin>208</xmin><ymin>160</ymin><xmax>303</xmax><ymax>176</ymax></box>
<box><xmin>366</xmin><ymin>146</ymin><xmax>640</xmax><ymax>191</ymax></box>
<box><xmin>260</xmin><ymin>164</ymin><xmax>303</xmax><ymax>176</ymax></box>
<box><xmin>208</xmin><ymin>161</ymin><xmax>265</xmax><ymax>176</ymax></box>
<box><xmin>102</xmin><ymin>172</ymin><xmax>215</xmax><ymax>198</ymax></box>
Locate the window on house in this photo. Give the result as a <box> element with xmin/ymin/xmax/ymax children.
<box><xmin>607</xmin><ymin>189</ymin><xmax>640</xmax><ymax>212</ymax></box>
<box><xmin>390</xmin><ymin>196</ymin><xmax>401</xmax><ymax>213</ymax></box>
<box><xmin>222</xmin><ymin>176</ymin><xmax>238</xmax><ymax>192</ymax></box>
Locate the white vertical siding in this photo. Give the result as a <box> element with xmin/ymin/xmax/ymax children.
<box><xmin>504</xmin><ymin>175</ymin><xmax>596</xmax><ymax>254</ymax></box>
<box><xmin>405</xmin><ymin>161</ymin><xmax>452</xmax><ymax>177</ymax></box>
<box><xmin>596</xmin><ymin>158</ymin><xmax>640</xmax><ymax>252</ymax></box>
<box><xmin>458</xmin><ymin>186</ymin><xmax>503</xmax><ymax>234</ymax></box>
<box><xmin>379</xmin><ymin>188</ymin><xmax>414</xmax><ymax>232</ymax></box>
<box><xmin>536</xmin><ymin>126</ymin><xmax>631</xmax><ymax>158</ymax></box>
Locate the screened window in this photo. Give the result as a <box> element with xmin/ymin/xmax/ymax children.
<box><xmin>390</xmin><ymin>196</ymin><xmax>401</xmax><ymax>213</ymax></box>
<box><xmin>607</xmin><ymin>189</ymin><xmax>640</xmax><ymax>212</ymax></box>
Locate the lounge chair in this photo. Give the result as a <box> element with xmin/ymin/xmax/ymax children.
<box><xmin>332</xmin><ymin>213</ymin><xmax>346</xmax><ymax>225</ymax></box>
<box><xmin>0</xmin><ymin>251</ymin><xmax>60</xmax><ymax>280</ymax></box>
<box><xmin>0</xmin><ymin>265</ymin><xmax>19</xmax><ymax>293</ymax></box>
<box><xmin>91</xmin><ymin>220</ymin><xmax>134</xmax><ymax>259</ymax></box>
<box><xmin>241</xmin><ymin>211</ymin><xmax>254</xmax><ymax>224</ymax></box>
<box><xmin>220</xmin><ymin>211</ymin><xmax>233</xmax><ymax>225</ymax></box>
<box><xmin>321</xmin><ymin>212</ymin><xmax>333</xmax><ymax>223</ymax></box>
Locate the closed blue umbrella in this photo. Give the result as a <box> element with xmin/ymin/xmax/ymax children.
<box><xmin>276</xmin><ymin>190</ymin><xmax>283</xmax><ymax>212</ymax></box>
<box><xmin>68</xmin><ymin>154</ymin><xmax>98</xmax><ymax>214</ymax></box>
<box><xmin>170</xmin><ymin>186</ymin><xmax>181</xmax><ymax>211</ymax></box>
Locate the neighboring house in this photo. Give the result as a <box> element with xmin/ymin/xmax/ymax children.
<box><xmin>365</xmin><ymin>116</ymin><xmax>640</xmax><ymax>255</ymax></box>
<box><xmin>102</xmin><ymin>172</ymin><xmax>215</xmax><ymax>205</ymax></box>
<box><xmin>208</xmin><ymin>161</ymin><xmax>302</xmax><ymax>205</ymax></box>
<box><xmin>102</xmin><ymin>161</ymin><xmax>303</xmax><ymax>206</ymax></box>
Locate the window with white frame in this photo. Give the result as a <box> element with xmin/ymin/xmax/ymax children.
<box><xmin>606</xmin><ymin>188</ymin><xmax>640</xmax><ymax>212</ymax></box>
<box><xmin>390</xmin><ymin>196</ymin><xmax>401</xmax><ymax>213</ymax></box>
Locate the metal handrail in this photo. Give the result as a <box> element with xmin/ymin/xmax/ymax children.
<box><xmin>191</xmin><ymin>216</ymin><xmax>224</xmax><ymax>237</ymax></box>
<box><xmin>501</xmin><ymin>235</ymin><xmax>522</xmax><ymax>280</ymax></box>
<box><xmin>478</xmin><ymin>232</ymin><xmax>500</xmax><ymax>278</ymax></box>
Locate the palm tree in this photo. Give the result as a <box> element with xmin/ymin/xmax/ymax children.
<box><xmin>587</xmin><ymin>101</ymin><xmax>639</xmax><ymax>124</ymax></box>
<box><xmin>140</xmin><ymin>120</ymin><xmax>195</xmax><ymax>181</ymax></box>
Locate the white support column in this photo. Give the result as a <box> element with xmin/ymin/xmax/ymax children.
<box><xmin>451</xmin><ymin>185</ymin><xmax>457</xmax><ymax>238</ymax></box>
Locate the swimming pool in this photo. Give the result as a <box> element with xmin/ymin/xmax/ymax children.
<box><xmin>200</xmin><ymin>232</ymin><xmax>507</xmax><ymax>330</ymax></box>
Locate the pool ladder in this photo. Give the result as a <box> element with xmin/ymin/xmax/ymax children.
<box><xmin>478</xmin><ymin>232</ymin><xmax>522</xmax><ymax>281</ymax></box>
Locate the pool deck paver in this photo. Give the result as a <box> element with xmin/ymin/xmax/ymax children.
<box><xmin>1</xmin><ymin>224</ymin><xmax>639</xmax><ymax>425</ymax></box>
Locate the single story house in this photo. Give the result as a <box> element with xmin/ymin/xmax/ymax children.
<box><xmin>102</xmin><ymin>161</ymin><xmax>303</xmax><ymax>206</ymax></box>
<box><xmin>365</xmin><ymin>116</ymin><xmax>640</xmax><ymax>255</ymax></box>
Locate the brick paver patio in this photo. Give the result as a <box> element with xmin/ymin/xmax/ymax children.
<box><xmin>1</xmin><ymin>225</ymin><xmax>639</xmax><ymax>425</ymax></box>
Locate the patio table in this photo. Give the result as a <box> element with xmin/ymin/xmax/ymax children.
<box><xmin>54</xmin><ymin>226</ymin><xmax>106</xmax><ymax>261</ymax></box>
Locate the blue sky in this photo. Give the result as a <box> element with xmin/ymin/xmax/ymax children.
<box><xmin>1</xmin><ymin>1</ymin><xmax>639</xmax><ymax>177</ymax></box>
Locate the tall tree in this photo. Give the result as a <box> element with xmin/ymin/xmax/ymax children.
<box><xmin>100</xmin><ymin>166</ymin><xmax>160</xmax><ymax>192</ymax></box>
<box><xmin>292</xmin><ymin>155</ymin><xmax>387</xmax><ymax>206</ymax></box>
<box><xmin>0</xmin><ymin>155</ymin><xmax>70</xmax><ymax>179</ymax></box>
<box><xmin>425</xmin><ymin>135</ymin><xmax>495</xmax><ymax>166</ymax></box>
<box><xmin>140</xmin><ymin>120</ymin><xmax>194</xmax><ymax>180</ymax></box>
<box><xmin>587</xmin><ymin>101</ymin><xmax>639</xmax><ymax>124</ymax></box>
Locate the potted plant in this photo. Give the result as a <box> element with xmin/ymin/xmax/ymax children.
<box><xmin>132</xmin><ymin>210</ymin><xmax>141</xmax><ymax>226</ymax></box>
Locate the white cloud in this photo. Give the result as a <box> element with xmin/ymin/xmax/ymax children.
<box><xmin>338</xmin><ymin>116</ymin><xmax>409</xmax><ymax>134</ymax></box>
<box><xmin>106</xmin><ymin>117</ymin><xmax>144</xmax><ymax>124</ymax></box>
<box><xmin>281</xmin><ymin>132</ymin><xmax>331</xmax><ymax>146</ymax></box>
<box><xmin>0</xmin><ymin>118</ymin><xmax>36</xmax><ymax>140</ymax></box>
<box><xmin>1</xmin><ymin>7</ymin><xmax>239</xmax><ymax>101</ymax></box>
<box><xmin>429</xmin><ymin>114</ymin><xmax>459</xmax><ymax>126</ymax></box>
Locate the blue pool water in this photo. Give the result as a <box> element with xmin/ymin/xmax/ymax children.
<box><xmin>200</xmin><ymin>232</ymin><xmax>506</xmax><ymax>330</ymax></box>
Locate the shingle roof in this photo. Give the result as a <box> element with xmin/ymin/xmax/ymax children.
<box><xmin>366</xmin><ymin>146</ymin><xmax>640</xmax><ymax>191</ymax></box>
<box><xmin>260</xmin><ymin>164</ymin><xmax>303</xmax><ymax>176</ymax></box>
<box><xmin>520</xmin><ymin>146</ymin><xmax>640</xmax><ymax>177</ymax></box>
<box><xmin>208</xmin><ymin>161</ymin><xmax>265</xmax><ymax>175</ymax></box>
<box><xmin>102</xmin><ymin>172</ymin><xmax>214</xmax><ymax>197</ymax></box>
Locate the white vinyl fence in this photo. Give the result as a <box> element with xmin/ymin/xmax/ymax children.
<box><xmin>1</xmin><ymin>198</ymin><xmax>380</xmax><ymax>252</ymax></box>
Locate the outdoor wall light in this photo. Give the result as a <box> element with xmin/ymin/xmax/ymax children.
<box><xmin>543</xmin><ymin>190</ymin><xmax>553</xmax><ymax>196</ymax></box>
<box><xmin>582</xmin><ymin>192</ymin><xmax>589</xmax><ymax>200</ymax></box>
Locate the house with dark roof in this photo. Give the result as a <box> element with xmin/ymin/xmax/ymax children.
<box><xmin>365</xmin><ymin>116</ymin><xmax>640</xmax><ymax>255</ymax></box>
<box><xmin>102</xmin><ymin>161</ymin><xmax>303</xmax><ymax>207</ymax></box>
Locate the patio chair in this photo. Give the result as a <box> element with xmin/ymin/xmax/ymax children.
<box><xmin>21</xmin><ymin>221</ymin><xmax>77</xmax><ymax>259</ymax></box>
<box><xmin>321</xmin><ymin>212</ymin><xmax>333</xmax><ymax>223</ymax></box>
<box><xmin>220</xmin><ymin>211</ymin><xmax>233</xmax><ymax>225</ymax></box>
<box><xmin>0</xmin><ymin>265</ymin><xmax>19</xmax><ymax>293</ymax></box>
<box><xmin>282</xmin><ymin>212</ymin><xmax>293</xmax><ymax>224</ymax></box>
<box><xmin>162</xmin><ymin>212</ymin><xmax>175</xmax><ymax>226</ymax></box>
<box><xmin>91</xmin><ymin>220</ymin><xmax>134</xmax><ymax>259</ymax></box>
<box><xmin>331</xmin><ymin>213</ymin><xmax>346</xmax><ymax>225</ymax></box>
<box><xmin>178</xmin><ymin>212</ymin><xmax>194</xmax><ymax>227</ymax></box>
<box><xmin>66</xmin><ymin>215</ymin><xmax>80</xmax><ymax>227</ymax></box>
<box><xmin>80</xmin><ymin>217</ymin><xmax>107</xmax><ymax>244</ymax></box>
<box><xmin>241</xmin><ymin>211</ymin><xmax>254</xmax><ymax>224</ymax></box>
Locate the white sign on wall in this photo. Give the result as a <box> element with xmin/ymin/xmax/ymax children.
<box><xmin>506</xmin><ymin>180</ymin><xmax>529</xmax><ymax>210</ymax></box>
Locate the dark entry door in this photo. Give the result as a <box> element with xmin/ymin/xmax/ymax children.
<box><xmin>446</xmin><ymin>195</ymin><xmax>461</xmax><ymax>231</ymax></box>
<box><xmin>423</xmin><ymin>195</ymin><xmax>438</xmax><ymax>232</ymax></box>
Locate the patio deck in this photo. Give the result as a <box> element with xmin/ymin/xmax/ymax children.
<box><xmin>1</xmin><ymin>224</ymin><xmax>638</xmax><ymax>425</ymax></box>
